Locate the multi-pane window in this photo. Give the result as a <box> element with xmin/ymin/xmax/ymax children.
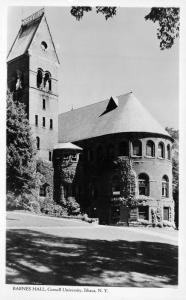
<box><xmin>119</xmin><ymin>141</ymin><xmax>128</xmax><ymax>156</ymax></box>
<box><xmin>50</xmin><ymin>119</ymin><xmax>53</xmax><ymax>129</ymax></box>
<box><xmin>138</xmin><ymin>206</ymin><xmax>149</xmax><ymax>220</ymax></box>
<box><xmin>132</xmin><ymin>140</ymin><xmax>142</xmax><ymax>156</ymax></box>
<box><xmin>35</xmin><ymin>115</ymin><xmax>38</xmax><ymax>126</ymax></box>
<box><xmin>43</xmin><ymin>99</ymin><xmax>46</xmax><ymax>110</ymax></box>
<box><xmin>162</xmin><ymin>175</ymin><xmax>169</xmax><ymax>197</ymax></box>
<box><xmin>138</xmin><ymin>173</ymin><xmax>149</xmax><ymax>196</ymax></box>
<box><xmin>36</xmin><ymin>136</ymin><xmax>40</xmax><ymax>150</ymax></box>
<box><xmin>42</xmin><ymin>117</ymin><xmax>45</xmax><ymax>127</ymax></box>
<box><xmin>146</xmin><ymin>140</ymin><xmax>155</xmax><ymax>157</ymax></box>
<box><xmin>158</xmin><ymin>142</ymin><xmax>165</xmax><ymax>158</ymax></box>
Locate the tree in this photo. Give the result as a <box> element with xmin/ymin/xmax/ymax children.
<box><xmin>165</xmin><ymin>127</ymin><xmax>179</xmax><ymax>228</ymax></box>
<box><xmin>70</xmin><ymin>6</ymin><xmax>116</xmax><ymax>21</ymax></box>
<box><xmin>70</xmin><ymin>6</ymin><xmax>179</xmax><ymax>50</ymax></box>
<box><xmin>6</xmin><ymin>92</ymin><xmax>36</xmax><ymax>196</ymax></box>
<box><xmin>145</xmin><ymin>8</ymin><xmax>179</xmax><ymax>50</ymax></box>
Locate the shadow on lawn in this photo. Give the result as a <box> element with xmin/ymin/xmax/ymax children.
<box><xmin>6</xmin><ymin>229</ymin><xmax>178</xmax><ymax>287</ymax></box>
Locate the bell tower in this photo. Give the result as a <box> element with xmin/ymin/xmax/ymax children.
<box><xmin>7</xmin><ymin>8</ymin><xmax>60</xmax><ymax>161</ymax></box>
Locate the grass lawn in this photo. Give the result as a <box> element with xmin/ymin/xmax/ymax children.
<box><xmin>6</xmin><ymin>211</ymin><xmax>178</xmax><ymax>287</ymax></box>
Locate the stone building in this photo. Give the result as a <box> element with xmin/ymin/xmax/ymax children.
<box><xmin>7</xmin><ymin>9</ymin><xmax>175</xmax><ymax>225</ymax></box>
<box><xmin>54</xmin><ymin>93</ymin><xmax>174</xmax><ymax>225</ymax></box>
<box><xmin>7</xmin><ymin>8</ymin><xmax>60</xmax><ymax>161</ymax></box>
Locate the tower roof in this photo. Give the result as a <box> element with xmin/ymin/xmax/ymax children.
<box><xmin>58</xmin><ymin>92</ymin><xmax>171</xmax><ymax>143</ymax></box>
<box><xmin>7</xmin><ymin>8</ymin><xmax>59</xmax><ymax>63</ymax></box>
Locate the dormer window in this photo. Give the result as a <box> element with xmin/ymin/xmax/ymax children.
<box><xmin>100</xmin><ymin>96</ymin><xmax>119</xmax><ymax>116</ymax></box>
<box><xmin>41</xmin><ymin>41</ymin><xmax>48</xmax><ymax>51</ymax></box>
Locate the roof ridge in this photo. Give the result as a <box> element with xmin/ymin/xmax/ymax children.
<box><xmin>60</xmin><ymin>91</ymin><xmax>132</xmax><ymax>116</ymax></box>
<box><xmin>22</xmin><ymin>8</ymin><xmax>44</xmax><ymax>26</ymax></box>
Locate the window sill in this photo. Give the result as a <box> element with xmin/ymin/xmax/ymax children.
<box><xmin>131</xmin><ymin>155</ymin><xmax>142</xmax><ymax>158</ymax></box>
<box><xmin>157</xmin><ymin>157</ymin><xmax>165</xmax><ymax>160</ymax></box>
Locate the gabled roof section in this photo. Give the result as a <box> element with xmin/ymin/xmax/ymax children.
<box><xmin>58</xmin><ymin>92</ymin><xmax>171</xmax><ymax>143</ymax></box>
<box><xmin>7</xmin><ymin>8</ymin><xmax>60</xmax><ymax>64</ymax></box>
<box><xmin>100</xmin><ymin>96</ymin><xmax>119</xmax><ymax>116</ymax></box>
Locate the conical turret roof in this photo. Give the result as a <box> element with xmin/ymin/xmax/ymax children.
<box><xmin>58</xmin><ymin>92</ymin><xmax>171</xmax><ymax>143</ymax></box>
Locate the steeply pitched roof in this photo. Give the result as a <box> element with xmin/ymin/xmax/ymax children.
<box><xmin>7</xmin><ymin>8</ymin><xmax>59</xmax><ymax>63</ymax></box>
<box><xmin>58</xmin><ymin>92</ymin><xmax>171</xmax><ymax>143</ymax></box>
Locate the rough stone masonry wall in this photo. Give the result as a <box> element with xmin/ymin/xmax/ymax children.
<box><xmin>74</xmin><ymin>132</ymin><xmax>174</xmax><ymax>224</ymax></box>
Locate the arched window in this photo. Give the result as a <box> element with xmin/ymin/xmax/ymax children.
<box><xmin>112</xmin><ymin>175</ymin><xmax>120</xmax><ymax>196</ymax></box>
<box><xmin>132</xmin><ymin>140</ymin><xmax>142</xmax><ymax>156</ymax></box>
<box><xmin>108</xmin><ymin>144</ymin><xmax>115</xmax><ymax>159</ymax></box>
<box><xmin>158</xmin><ymin>142</ymin><xmax>165</xmax><ymax>158</ymax></box>
<box><xmin>119</xmin><ymin>141</ymin><xmax>128</xmax><ymax>156</ymax></box>
<box><xmin>44</xmin><ymin>71</ymin><xmax>51</xmax><ymax>91</ymax></box>
<box><xmin>37</xmin><ymin>68</ymin><xmax>43</xmax><ymax>88</ymax></box>
<box><xmin>167</xmin><ymin>144</ymin><xmax>171</xmax><ymax>160</ymax></box>
<box><xmin>138</xmin><ymin>173</ymin><xmax>149</xmax><ymax>196</ymax></box>
<box><xmin>162</xmin><ymin>175</ymin><xmax>169</xmax><ymax>197</ymax></box>
<box><xmin>146</xmin><ymin>140</ymin><xmax>155</xmax><ymax>157</ymax></box>
<box><xmin>36</xmin><ymin>136</ymin><xmax>40</xmax><ymax>150</ymax></box>
<box><xmin>97</xmin><ymin>145</ymin><xmax>103</xmax><ymax>160</ymax></box>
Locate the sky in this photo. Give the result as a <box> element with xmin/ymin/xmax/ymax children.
<box><xmin>7</xmin><ymin>6</ymin><xmax>179</xmax><ymax>129</ymax></box>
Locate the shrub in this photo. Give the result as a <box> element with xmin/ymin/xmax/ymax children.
<box><xmin>21</xmin><ymin>192</ymin><xmax>41</xmax><ymax>214</ymax></box>
<box><xmin>7</xmin><ymin>192</ymin><xmax>22</xmax><ymax>210</ymax></box>
<box><xmin>138</xmin><ymin>219</ymin><xmax>150</xmax><ymax>226</ymax></box>
<box><xmin>163</xmin><ymin>220</ymin><xmax>175</xmax><ymax>228</ymax></box>
<box><xmin>66</xmin><ymin>197</ymin><xmax>81</xmax><ymax>215</ymax></box>
<box><xmin>40</xmin><ymin>197</ymin><xmax>68</xmax><ymax>217</ymax></box>
<box><xmin>157</xmin><ymin>222</ymin><xmax>163</xmax><ymax>228</ymax></box>
<box><xmin>81</xmin><ymin>213</ymin><xmax>96</xmax><ymax>223</ymax></box>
